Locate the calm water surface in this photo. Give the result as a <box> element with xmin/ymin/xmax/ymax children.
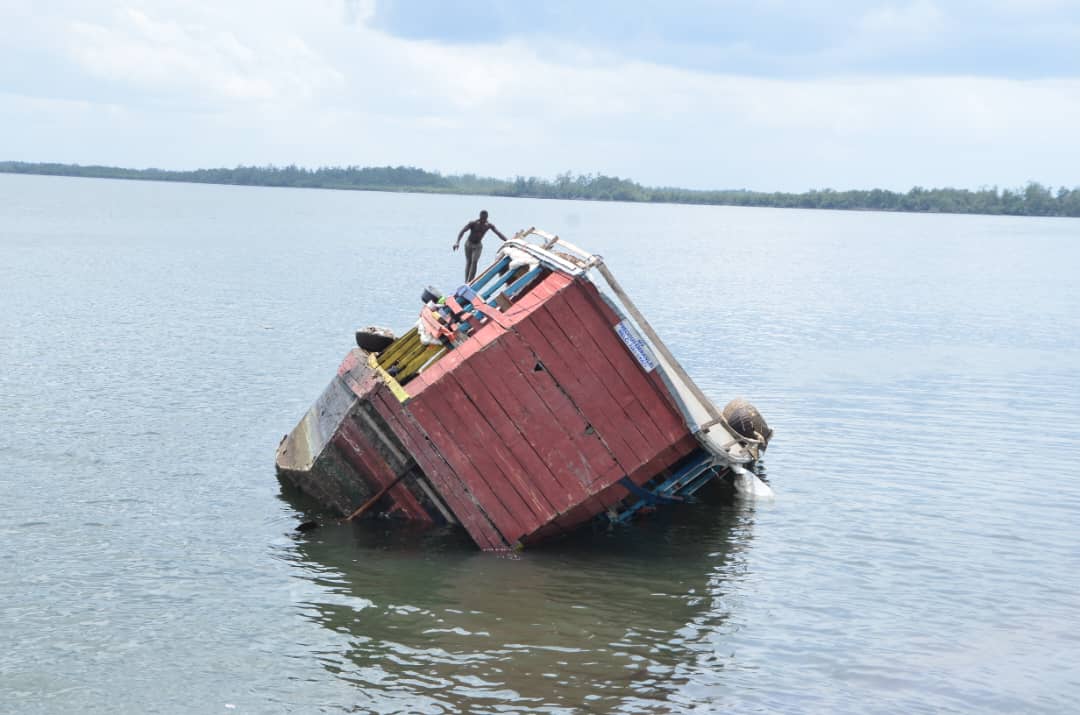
<box><xmin>2</xmin><ymin>174</ymin><xmax>1079</xmax><ymax>713</ymax></box>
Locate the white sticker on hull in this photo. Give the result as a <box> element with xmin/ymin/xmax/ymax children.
<box><xmin>614</xmin><ymin>320</ymin><xmax>658</xmax><ymax>372</ymax></box>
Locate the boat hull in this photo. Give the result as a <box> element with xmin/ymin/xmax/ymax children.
<box><xmin>277</xmin><ymin>273</ymin><xmax>704</xmax><ymax>550</ymax></box>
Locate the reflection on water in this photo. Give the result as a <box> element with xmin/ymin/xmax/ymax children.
<box><xmin>282</xmin><ymin>501</ymin><xmax>754</xmax><ymax>713</ymax></box>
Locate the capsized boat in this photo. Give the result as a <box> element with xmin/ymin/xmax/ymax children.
<box><xmin>276</xmin><ymin>228</ymin><xmax>773</xmax><ymax>551</ymax></box>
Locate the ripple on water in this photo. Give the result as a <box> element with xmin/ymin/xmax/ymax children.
<box><xmin>3</xmin><ymin>178</ymin><xmax>1080</xmax><ymax>713</ymax></box>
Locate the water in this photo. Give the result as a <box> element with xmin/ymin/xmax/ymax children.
<box><xmin>2</xmin><ymin>173</ymin><xmax>1078</xmax><ymax>713</ymax></box>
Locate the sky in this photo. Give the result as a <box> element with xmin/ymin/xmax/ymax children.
<box><xmin>1</xmin><ymin>0</ymin><xmax>1078</xmax><ymax>191</ymax></box>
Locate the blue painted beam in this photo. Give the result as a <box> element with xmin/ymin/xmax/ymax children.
<box><xmin>609</xmin><ymin>450</ymin><xmax>719</xmax><ymax>524</ymax></box>
<box><xmin>471</xmin><ymin>257</ymin><xmax>511</xmax><ymax>293</ymax></box>
<box><xmin>499</xmin><ymin>266</ymin><xmax>543</xmax><ymax>302</ymax></box>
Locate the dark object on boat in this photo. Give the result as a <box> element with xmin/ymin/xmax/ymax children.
<box><xmin>355</xmin><ymin>326</ymin><xmax>395</xmax><ymax>353</ymax></box>
<box><xmin>722</xmin><ymin>398</ymin><xmax>773</xmax><ymax>447</ymax></box>
<box><xmin>420</xmin><ymin>286</ymin><xmax>443</xmax><ymax>304</ymax></box>
<box><xmin>278</xmin><ymin>228</ymin><xmax>774</xmax><ymax>551</ymax></box>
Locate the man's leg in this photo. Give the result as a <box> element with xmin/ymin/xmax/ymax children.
<box><xmin>465</xmin><ymin>242</ymin><xmax>482</xmax><ymax>282</ymax></box>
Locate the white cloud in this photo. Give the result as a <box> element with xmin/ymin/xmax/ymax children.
<box><xmin>858</xmin><ymin>0</ymin><xmax>945</xmax><ymax>42</ymax></box>
<box><xmin>62</xmin><ymin>4</ymin><xmax>345</xmax><ymax>105</ymax></box>
<box><xmin>1</xmin><ymin>1</ymin><xmax>1078</xmax><ymax>190</ymax></box>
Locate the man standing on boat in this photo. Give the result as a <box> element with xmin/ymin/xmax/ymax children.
<box><xmin>454</xmin><ymin>210</ymin><xmax>508</xmax><ymax>282</ymax></box>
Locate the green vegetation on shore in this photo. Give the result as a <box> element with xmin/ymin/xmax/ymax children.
<box><xmin>2</xmin><ymin>161</ymin><xmax>1078</xmax><ymax>217</ymax></box>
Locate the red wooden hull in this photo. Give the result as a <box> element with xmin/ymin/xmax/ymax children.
<box><xmin>277</xmin><ymin>257</ymin><xmax>715</xmax><ymax>551</ymax></box>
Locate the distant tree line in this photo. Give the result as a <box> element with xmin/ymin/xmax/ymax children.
<box><xmin>2</xmin><ymin>161</ymin><xmax>1078</xmax><ymax>218</ymax></box>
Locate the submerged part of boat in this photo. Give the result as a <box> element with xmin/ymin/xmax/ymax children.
<box><xmin>276</xmin><ymin>228</ymin><xmax>774</xmax><ymax>550</ymax></box>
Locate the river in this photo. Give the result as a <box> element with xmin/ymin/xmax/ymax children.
<box><xmin>2</xmin><ymin>173</ymin><xmax>1078</xmax><ymax>713</ymax></box>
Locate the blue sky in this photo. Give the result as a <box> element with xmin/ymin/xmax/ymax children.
<box><xmin>1</xmin><ymin>0</ymin><xmax>1078</xmax><ymax>191</ymax></box>
<box><xmin>371</xmin><ymin>0</ymin><xmax>1080</xmax><ymax>79</ymax></box>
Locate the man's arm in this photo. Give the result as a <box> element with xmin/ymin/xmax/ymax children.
<box><xmin>453</xmin><ymin>222</ymin><xmax>472</xmax><ymax>251</ymax></box>
<box><xmin>491</xmin><ymin>225</ymin><xmax>508</xmax><ymax>241</ymax></box>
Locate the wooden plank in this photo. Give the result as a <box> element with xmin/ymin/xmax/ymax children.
<box><xmin>337</xmin><ymin>349</ymin><xmax>379</xmax><ymax>398</ymax></box>
<box><xmin>584</xmin><ymin>289</ymin><xmax>687</xmax><ymax>415</ymax></box>
<box><xmin>407</xmin><ymin>319</ymin><xmax>503</xmax><ymax>394</ymax></box>
<box><xmin>377</xmin><ymin>327</ymin><xmax>420</xmax><ymax>367</ymax></box>
<box><xmin>376</xmin><ymin>389</ymin><xmax>505</xmax><ymax>550</ymax></box>
<box><xmin>552</xmin><ymin>499</ymin><xmax>603</xmax><ymax>533</ymax></box>
<box><xmin>451</xmin><ymin>358</ymin><xmax>578</xmax><ymax>520</ymax></box>
<box><xmin>496</xmin><ymin>329</ymin><xmax>623</xmax><ymax>489</ymax></box>
<box><xmin>452</xmin><ymin>360</ymin><xmax>566</xmax><ymax>526</ymax></box>
<box><xmin>594</xmin><ymin>262</ymin><xmax>724</xmax><ymax>427</ymax></box>
<box><xmin>624</xmin><ymin>435</ymin><xmax>699</xmax><ymax>488</ymax></box>
<box><xmin>336</xmin><ymin>348</ymin><xmax>364</xmax><ymax>377</ymax></box>
<box><xmin>334</xmin><ymin>418</ymin><xmax>429</xmax><ymax>521</ymax></box>
<box><xmin>528</xmin><ymin>271</ymin><xmax>572</xmax><ymax>301</ymax></box>
<box><xmin>464</xmin><ymin>337</ymin><xmax>595</xmax><ymax>511</ymax></box>
<box><xmin>398</xmin><ymin>343</ymin><xmax>441</xmax><ymax>380</ymax></box>
<box><xmin>334</xmin><ymin>416</ymin><xmax>403</xmax><ymax>518</ymax></box>
<box><xmin>560</xmin><ymin>283</ymin><xmax>689</xmax><ymax>447</ymax></box>
<box><xmin>407</xmin><ymin>392</ymin><xmax>527</xmax><ymax>545</ymax></box>
<box><xmin>502</xmin><ymin>272</ymin><xmax>572</xmax><ymax>326</ymax></box>
<box><xmin>518</xmin><ymin>303</ymin><xmax>652</xmax><ymax>472</ymax></box>
<box><xmin>422</xmin><ymin>372</ymin><xmax>550</xmax><ymax>537</ymax></box>
<box><xmin>344</xmin><ymin>471</ymin><xmax>407</xmax><ymax>521</ymax></box>
<box><xmin>551</xmin><ymin>289</ymin><xmax>660</xmax><ymax>421</ymax></box>
<box><xmin>370</xmin><ymin>389</ymin><xmax>505</xmax><ymax>550</ymax></box>
<box><xmin>553</xmin><ymin>285</ymin><xmax>672</xmax><ymax>446</ymax></box>
<box><xmin>351</xmin><ymin>400</ymin><xmax>437</xmax><ymax>524</ymax></box>
<box><xmin>445</xmin><ymin>371</ymin><xmax>558</xmax><ymax>526</ymax></box>
<box><xmin>543</xmin><ymin>287</ymin><xmax>674</xmax><ymax>478</ymax></box>
<box><xmin>591</xmin><ymin>479</ymin><xmax>632</xmax><ymax>511</ymax></box>
<box><xmin>578</xmin><ymin>284</ymin><xmax>693</xmax><ymax>444</ymax></box>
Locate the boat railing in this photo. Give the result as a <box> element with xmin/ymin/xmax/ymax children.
<box><xmin>503</xmin><ymin>227</ymin><xmax>603</xmax><ymax>276</ymax></box>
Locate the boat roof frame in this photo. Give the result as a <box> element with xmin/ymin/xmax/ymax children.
<box><xmin>503</xmin><ymin>227</ymin><xmax>603</xmax><ymax>277</ymax></box>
